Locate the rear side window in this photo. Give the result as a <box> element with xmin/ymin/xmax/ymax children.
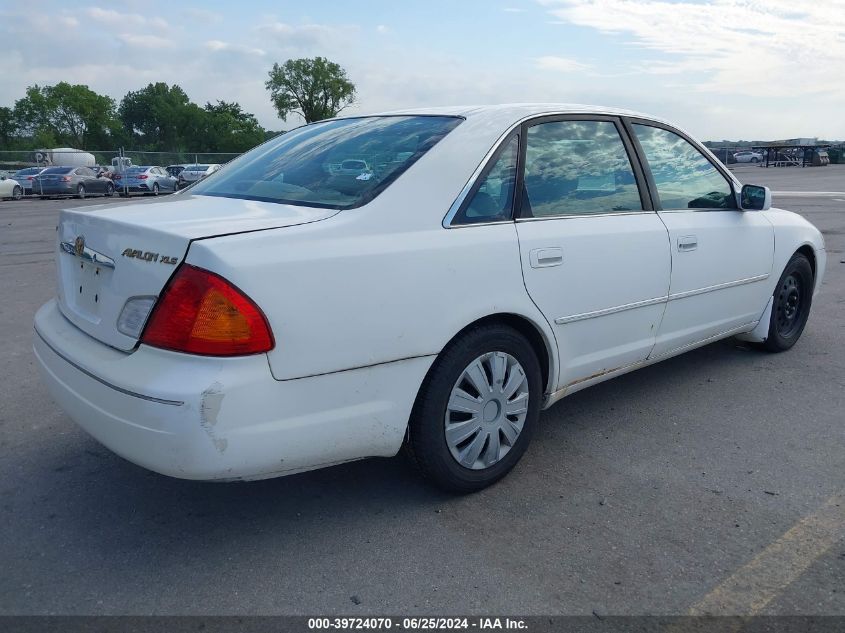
<box><xmin>632</xmin><ymin>124</ymin><xmax>736</xmax><ymax>210</ymax></box>
<box><xmin>190</xmin><ymin>115</ymin><xmax>462</xmax><ymax>209</ymax></box>
<box><xmin>453</xmin><ymin>135</ymin><xmax>519</xmax><ymax>225</ymax></box>
<box><xmin>522</xmin><ymin>120</ymin><xmax>643</xmax><ymax>217</ymax></box>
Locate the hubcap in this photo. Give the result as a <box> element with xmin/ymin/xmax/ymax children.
<box><xmin>445</xmin><ymin>351</ymin><xmax>530</xmax><ymax>470</ymax></box>
<box><xmin>775</xmin><ymin>274</ymin><xmax>802</xmax><ymax>337</ymax></box>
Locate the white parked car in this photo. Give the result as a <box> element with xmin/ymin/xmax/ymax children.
<box><xmin>734</xmin><ymin>149</ymin><xmax>765</xmax><ymax>163</ymax></box>
<box><xmin>0</xmin><ymin>175</ymin><xmax>23</xmax><ymax>200</ymax></box>
<box><xmin>33</xmin><ymin>105</ymin><xmax>826</xmax><ymax>491</ymax></box>
<box><xmin>177</xmin><ymin>163</ymin><xmax>221</xmax><ymax>188</ymax></box>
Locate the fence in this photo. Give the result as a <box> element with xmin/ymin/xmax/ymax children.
<box><xmin>0</xmin><ymin>148</ymin><xmax>242</xmax><ymax>173</ymax></box>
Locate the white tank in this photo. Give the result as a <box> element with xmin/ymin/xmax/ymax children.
<box><xmin>33</xmin><ymin>148</ymin><xmax>96</xmax><ymax>167</ymax></box>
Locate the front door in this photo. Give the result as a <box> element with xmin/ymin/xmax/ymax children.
<box><xmin>628</xmin><ymin>122</ymin><xmax>774</xmax><ymax>357</ymax></box>
<box><xmin>515</xmin><ymin>118</ymin><xmax>671</xmax><ymax>391</ymax></box>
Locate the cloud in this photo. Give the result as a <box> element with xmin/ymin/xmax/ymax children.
<box><xmin>119</xmin><ymin>34</ymin><xmax>176</xmax><ymax>50</ymax></box>
<box><xmin>205</xmin><ymin>40</ymin><xmax>265</xmax><ymax>57</ymax></box>
<box><xmin>84</xmin><ymin>7</ymin><xmax>167</xmax><ymax>30</ymax></box>
<box><xmin>541</xmin><ymin>0</ymin><xmax>845</xmax><ymax>97</ymax></box>
<box><xmin>180</xmin><ymin>8</ymin><xmax>222</xmax><ymax>24</ymax></box>
<box><xmin>376</xmin><ymin>24</ymin><xmax>389</xmax><ymax>34</ymax></box>
<box><xmin>534</xmin><ymin>55</ymin><xmax>591</xmax><ymax>72</ymax></box>
<box><xmin>255</xmin><ymin>21</ymin><xmax>358</xmax><ymax>52</ymax></box>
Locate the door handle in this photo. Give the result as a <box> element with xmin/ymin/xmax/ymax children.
<box><xmin>529</xmin><ymin>247</ymin><xmax>563</xmax><ymax>268</ymax></box>
<box><xmin>677</xmin><ymin>235</ymin><xmax>698</xmax><ymax>252</ymax></box>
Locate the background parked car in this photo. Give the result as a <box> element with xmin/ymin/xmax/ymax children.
<box><xmin>178</xmin><ymin>164</ymin><xmax>221</xmax><ymax>188</ymax></box>
<box><xmin>32</xmin><ymin>166</ymin><xmax>115</xmax><ymax>199</ymax></box>
<box><xmin>114</xmin><ymin>166</ymin><xmax>178</xmax><ymax>196</ymax></box>
<box><xmin>166</xmin><ymin>164</ymin><xmax>189</xmax><ymax>179</ymax></box>
<box><xmin>0</xmin><ymin>174</ymin><xmax>23</xmax><ymax>200</ymax></box>
<box><xmin>733</xmin><ymin>150</ymin><xmax>764</xmax><ymax>163</ymax></box>
<box><xmin>12</xmin><ymin>167</ymin><xmax>46</xmax><ymax>195</ymax></box>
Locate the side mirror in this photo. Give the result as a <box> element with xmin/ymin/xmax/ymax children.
<box><xmin>740</xmin><ymin>184</ymin><xmax>771</xmax><ymax>211</ymax></box>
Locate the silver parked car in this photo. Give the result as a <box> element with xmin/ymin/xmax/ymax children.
<box><xmin>177</xmin><ymin>164</ymin><xmax>221</xmax><ymax>188</ymax></box>
<box><xmin>733</xmin><ymin>150</ymin><xmax>765</xmax><ymax>163</ymax></box>
<box><xmin>114</xmin><ymin>166</ymin><xmax>179</xmax><ymax>196</ymax></box>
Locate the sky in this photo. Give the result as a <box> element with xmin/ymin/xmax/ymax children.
<box><xmin>1</xmin><ymin>0</ymin><xmax>844</xmax><ymax>140</ymax></box>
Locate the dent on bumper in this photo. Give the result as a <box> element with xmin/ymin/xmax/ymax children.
<box><xmin>33</xmin><ymin>299</ymin><xmax>433</xmax><ymax>481</ymax></box>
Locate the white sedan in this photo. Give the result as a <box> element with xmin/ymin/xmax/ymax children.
<box><xmin>33</xmin><ymin>104</ymin><xmax>826</xmax><ymax>491</ymax></box>
<box><xmin>734</xmin><ymin>149</ymin><xmax>765</xmax><ymax>163</ymax></box>
<box><xmin>0</xmin><ymin>174</ymin><xmax>23</xmax><ymax>200</ymax></box>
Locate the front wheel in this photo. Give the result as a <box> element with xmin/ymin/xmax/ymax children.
<box><xmin>406</xmin><ymin>324</ymin><xmax>542</xmax><ymax>493</ymax></box>
<box><xmin>759</xmin><ymin>253</ymin><xmax>814</xmax><ymax>352</ymax></box>
<box><xmin>76</xmin><ymin>184</ymin><xmax>85</xmax><ymax>199</ymax></box>
<box><xmin>12</xmin><ymin>185</ymin><xmax>22</xmax><ymax>200</ymax></box>
<box><xmin>751</xmin><ymin>157</ymin><xmax>759</xmax><ymax>163</ymax></box>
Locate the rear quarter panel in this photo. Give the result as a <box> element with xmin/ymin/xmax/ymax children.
<box><xmin>184</xmin><ymin>118</ymin><xmax>556</xmax><ymax>382</ymax></box>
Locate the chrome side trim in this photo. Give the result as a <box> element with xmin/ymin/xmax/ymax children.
<box><xmin>59</xmin><ymin>240</ymin><xmax>115</xmax><ymax>269</ymax></box>
<box><xmin>516</xmin><ymin>211</ymin><xmax>652</xmax><ymax>222</ymax></box>
<box><xmin>555</xmin><ymin>295</ymin><xmax>667</xmax><ymax>324</ymax></box>
<box><xmin>553</xmin><ymin>273</ymin><xmax>769</xmax><ymax>325</ymax></box>
<box><xmin>34</xmin><ymin>328</ymin><xmax>183</xmax><ymax>406</ymax></box>
<box><xmin>667</xmin><ymin>273</ymin><xmax>769</xmax><ymax>301</ymax></box>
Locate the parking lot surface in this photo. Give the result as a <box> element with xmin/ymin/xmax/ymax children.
<box><xmin>1</xmin><ymin>169</ymin><xmax>843</xmax><ymax>615</ymax></box>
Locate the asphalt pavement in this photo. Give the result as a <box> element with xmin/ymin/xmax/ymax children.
<box><xmin>0</xmin><ymin>169</ymin><xmax>843</xmax><ymax>616</ymax></box>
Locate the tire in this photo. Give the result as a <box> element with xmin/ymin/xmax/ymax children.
<box><xmin>76</xmin><ymin>184</ymin><xmax>85</xmax><ymax>199</ymax></box>
<box><xmin>751</xmin><ymin>157</ymin><xmax>759</xmax><ymax>163</ymax></box>
<box><xmin>759</xmin><ymin>253</ymin><xmax>814</xmax><ymax>352</ymax></box>
<box><xmin>12</xmin><ymin>185</ymin><xmax>22</xmax><ymax>201</ymax></box>
<box><xmin>406</xmin><ymin>324</ymin><xmax>543</xmax><ymax>493</ymax></box>
<box><xmin>105</xmin><ymin>183</ymin><xmax>114</xmax><ymax>197</ymax></box>
<box><xmin>152</xmin><ymin>183</ymin><xmax>160</xmax><ymax>196</ymax></box>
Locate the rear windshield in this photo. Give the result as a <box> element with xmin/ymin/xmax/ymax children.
<box><xmin>126</xmin><ymin>167</ymin><xmax>150</xmax><ymax>173</ymax></box>
<box><xmin>15</xmin><ymin>168</ymin><xmax>42</xmax><ymax>176</ymax></box>
<box><xmin>41</xmin><ymin>167</ymin><xmax>72</xmax><ymax>174</ymax></box>
<box><xmin>185</xmin><ymin>165</ymin><xmax>209</xmax><ymax>171</ymax></box>
<box><xmin>190</xmin><ymin>115</ymin><xmax>463</xmax><ymax>209</ymax></box>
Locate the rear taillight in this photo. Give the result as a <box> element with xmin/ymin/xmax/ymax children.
<box><xmin>137</xmin><ymin>174</ymin><xmax>148</xmax><ymax>180</ymax></box>
<box><xmin>27</xmin><ymin>176</ymin><xmax>34</xmax><ymax>180</ymax></box>
<box><xmin>114</xmin><ymin>174</ymin><xmax>122</xmax><ymax>180</ymax></box>
<box><xmin>140</xmin><ymin>265</ymin><xmax>274</xmax><ymax>356</ymax></box>
<box><xmin>61</xmin><ymin>176</ymin><xmax>71</xmax><ymax>182</ymax></box>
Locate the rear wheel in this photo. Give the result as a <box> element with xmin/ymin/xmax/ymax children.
<box><xmin>105</xmin><ymin>183</ymin><xmax>114</xmax><ymax>197</ymax></box>
<box><xmin>152</xmin><ymin>183</ymin><xmax>160</xmax><ymax>196</ymax></box>
<box><xmin>406</xmin><ymin>324</ymin><xmax>542</xmax><ymax>493</ymax></box>
<box><xmin>759</xmin><ymin>253</ymin><xmax>814</xmax><ymax>352</ymax></box>
<box><xmin>12</xmin><ymin>185</ymin><xmax>22</xmax><ymax>200</ymax></box>
<box><xmin>76</xmin><ymin>184</ymin><xmax>85</xmax><ymax>199</ymax></box>
<box><xmin>751</xmin><ymin>157</ymin><xmax>759</xmax><ymax>163</ymax></box>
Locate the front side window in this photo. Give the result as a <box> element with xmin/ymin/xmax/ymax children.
<box><xmin>632</xmin><ymin>124</ymin><xmax>735</xmax><ymax>210</ymax></box>
<box><xmin>454</xmin><ymin>135</ymin><xmax>519</xmax><ymax>225</ymax></box>
<box><xmin>522</xmin><ymin>120</ymin><xmax>643</xmax><ymax>218</ymax></box>
<box><xmin>191</xmin><ymin>115</ymin><xmax>462</xmax><ymax>209</ymax></box>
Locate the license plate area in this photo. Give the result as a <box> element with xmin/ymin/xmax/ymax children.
<box><xmin>70</xmin><ymin>260</ymin><xmax>107</xmax><ymax>321</ymax></box>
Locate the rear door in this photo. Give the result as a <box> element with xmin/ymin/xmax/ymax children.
<box><xmin>514</xmin><ymin>116</ymin><xmax>671</xmax><ymax>390</ymax></box>
<box><xmin>627</xmin><ymin>121</ymin><xmax>774</xmax><ymax>357</ymax></box>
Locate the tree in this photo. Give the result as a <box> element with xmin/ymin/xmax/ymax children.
<box><xmin>118</xmin><ymin>83</ymin><xmax>194</xmax><ymax>151</ymax></box>
<box><xmin>203</xmin><ymin>101</ymin><xmax>266</xmax><ymax>152</ymax></box>
<box><xmin>13</xmin><ymin>83</ymin><xmax>119</xmax><ymax>148</ymax></box>
<box><xmin>0</xmin><ymin>107</ymin><xmax>17</xmax><ymax>149</ymax></box>
<box><xmin>265</xmin><ymin>57</ymin><xmax>355</xmax><ymax>123</ymax></box>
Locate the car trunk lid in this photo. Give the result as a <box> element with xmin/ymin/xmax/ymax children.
<box><xmin>55</xmin><ymin>193</ymin><xmax>339</xmax><ymax>351</ymax></box>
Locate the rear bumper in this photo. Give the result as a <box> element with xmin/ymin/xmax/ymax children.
<box><xmin>34</xmin><ymin>299</ymin><xmax>432</xmax><ymax>480</ymax></box>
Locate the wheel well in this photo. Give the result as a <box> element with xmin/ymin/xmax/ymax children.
<box><xmin>797</xmin><ymin>245</ymin><xmax>816</xmax><ymax>277</ymax></box>
<box><xmin>447</xmin><ymin>313</ymin><xmax>553</xmax><ymax>394</ymax></box>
